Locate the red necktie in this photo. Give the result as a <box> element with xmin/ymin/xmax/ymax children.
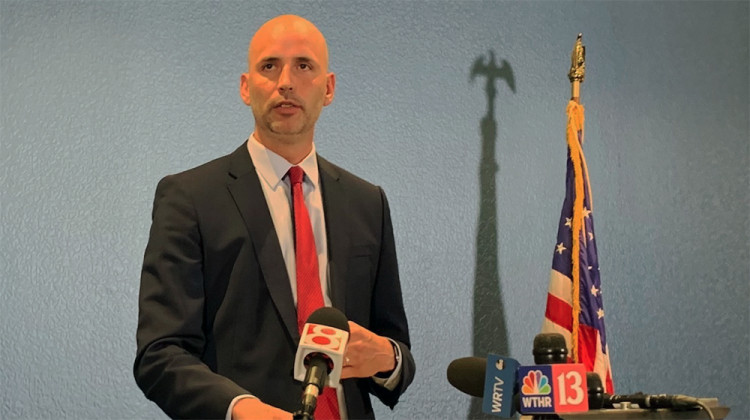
<box><xmin>288</xmin><ymin>166</ymin><xmax>341</xmax><ymax>420</ymax></box>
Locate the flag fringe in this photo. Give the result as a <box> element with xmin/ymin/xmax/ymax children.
<box><xmin>565</xmin><ymin>100</ymin><xmax>585</xmax><ymax>362</ymax></box>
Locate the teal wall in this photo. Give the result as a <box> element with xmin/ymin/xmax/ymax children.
<box><xmin>2</xmin><ymin>1</ymin><xmax>747</xmax><ymax>418</ymax></box>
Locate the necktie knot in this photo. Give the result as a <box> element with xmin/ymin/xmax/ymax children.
<box><xmin>288</xmin><ymin>166</ymin><xmax>305</xmax><ymax>186</ymax></box>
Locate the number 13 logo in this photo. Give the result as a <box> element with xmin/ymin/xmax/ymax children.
<box><xmin>551</xmin><ymin>365</ymin><xmax>588</xmax><ymax>412</ymax></box>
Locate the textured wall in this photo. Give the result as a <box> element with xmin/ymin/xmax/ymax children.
<box><xmin>1</xmin><ymin>1</ymin><xmax>748</xmax><ymax>419</ymax></box>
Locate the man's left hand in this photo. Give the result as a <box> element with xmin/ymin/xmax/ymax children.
<box><xmin>340</xmin><ymin>321</ymin><xmax>395</xmax><ymax>379</ymax></box>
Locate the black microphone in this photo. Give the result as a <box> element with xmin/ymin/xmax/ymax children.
<box><xmin>447</xmin><ymin>334</ymin><xmax>601</xmax><ymax>418</ymax></box>
<box><xmin>535</xmin><ymin>334</ymin><xmax>607</xmax><ymax>411</ymax></box>
<box><xmin>446</xmin><ymin>332</ymin><xmax>567</xmax><ymax>399</ymax></box>
<box><xmin>586</xmin><ymin>372</ymin><xmax>605</xmax><ymax>409</ymax></box>
<box><xmin>522</xmin><ymin>334</ymin><xmax>602</xmax><ymax>413</ymax></box>
<box><xmin>446</xmin><ymin>355</ymin><xmax>520</xmax><ymax>418</ymax></box>
<box><xmin>446</xmin><ymin>356</ymin><xmax>486</xmax><ymax>398</ymax></box>
<box><xmin>532</xmin><ymin>332</ymin><xmax>568</xmax><ymax>364</ymax></box>
<box><xmin>292</xmin><ymin>307</ymin><xmax>350</xmax><ymax>420</ymax></box>
<box><xmin>603</xmin><ymin>392</ymin><xmax>702</xmax><ymax>410</ymax></box>
<box><xmin>532</xmin><ymin>336</ymin><xmax>608</xmax><ymax>411</ymax></box>
<box><xmin>531</xmin><ymin>337</ymin><xmax>704</xmax><ymax>413</ymax></box>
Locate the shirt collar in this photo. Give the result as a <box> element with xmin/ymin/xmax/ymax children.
<box><xmin>246</xmin><ymin>134</ymin><xmax>320</xmax><ymax>191</ymax></box>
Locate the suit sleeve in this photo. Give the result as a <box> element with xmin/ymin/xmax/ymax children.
<box><xmin>366</xmin><ymin>188</ymin><xmax>416</xmax><ymax>408</ymax></box>
<box><xmin>134</xmin><ymin>175</ymin><xmax>248</xmax><ymax>419</ymax></box>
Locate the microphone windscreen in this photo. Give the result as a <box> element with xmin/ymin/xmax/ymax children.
<box><xmin>446</xmin><ymin>357</ymin><xmax>486</xmax><ymax>398</ymax></box>
<box><xmin>586</xmin><ymin>372</ymin><xmax>604</xmax><ymax>409</ymax></box>
<box><xmin>306</xmin><ymin>307</ymin><xmax>350</xmax><ymax>332</ymax></box>
<box><xmin>532</xmin><ymin>333</ymin><xmax>567</xmax><ymax>364</ymax></box>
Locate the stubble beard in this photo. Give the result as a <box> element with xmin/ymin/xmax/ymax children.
<box><xmin>266</xmin><ymin>116</ymin><xmax>309</xmax><ymax>137</ymax></box>
<box><xmin>258</xmin><ymin>105</ymin><xmax>314</xmax><ymax>139</ymax></box>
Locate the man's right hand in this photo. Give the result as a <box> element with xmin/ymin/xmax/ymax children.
<box><xmin>232</xmin><ymin>398</ymin><xmax>292</xmax><ymax>420</ymax></box>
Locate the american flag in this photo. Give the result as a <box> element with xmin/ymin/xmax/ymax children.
<box><xmin>542</xmin><ymin>100</ymin><xmax>614</xmax><ymax>393</ymax></box>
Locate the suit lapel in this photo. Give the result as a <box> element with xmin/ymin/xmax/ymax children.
<box><xmin>318</xmin><ymin>156</ymin><xmax>349</xmax><ymax>313</ymax></box>
<box><xmin>225</xmin><ymin>143</ymin><xmax>299</xmax><ymax>343</ymax></box>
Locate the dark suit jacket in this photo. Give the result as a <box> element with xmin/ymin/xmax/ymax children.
<box><xmin>134</xmin><ymin>142</ymin><xmax>415</xmax><ymax>419</ymax></box>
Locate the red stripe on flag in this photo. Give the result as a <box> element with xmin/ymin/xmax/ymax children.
<box><xmin>605</xmin><ymin>367</ymin><xmax>615</xmax><ymax>394</ymax></box>
<box><xmin>545</xmin><ymin>293</ymin><xmax>573</xmax><ymax>331</ymax></box>
<box><xmin>577</xmin><ymin>324</ymin><xmax>598</xmax><ymax>369</ymax></box>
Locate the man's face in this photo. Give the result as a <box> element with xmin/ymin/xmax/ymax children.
<box><xmin>241</xmin><ymin>18</ymin><xmax>335</xmax><ymax>142</ymax></box>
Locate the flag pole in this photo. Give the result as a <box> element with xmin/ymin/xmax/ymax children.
<box><xmin>544</xmin><ymin>33</ymin><xmax>613</xmax><ymax>392</ymax></box>
<box><xmin>569</xmin><ymin>33</ymin><xmax>585</xmax><ymax>103</ymax></box>
<box><xmin>566</xmin><ymin>33</ymin><xmax>586</xmax><ymax>362</ymax></box>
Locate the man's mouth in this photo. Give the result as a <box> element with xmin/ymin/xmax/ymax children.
<box><xmin>275</xmin><ymin>101</ymin><xmax>300</xmax><ymax>109</ymax></box>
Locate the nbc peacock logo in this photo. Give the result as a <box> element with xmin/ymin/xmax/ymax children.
<box><xmin>521</xmin><ymin>370</ymin><xmax>552</xmax><ymax>395</ymax></box>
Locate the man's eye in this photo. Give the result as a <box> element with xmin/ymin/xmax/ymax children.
<box><xmin>299</xmin><ymin>63</ymin><xmax>310</xmax><ymax>70</ymax></box>
<box><xmin>261</xmin><ymin>63</ymin><xmax>275</xmax><ymax>70</ymax></box>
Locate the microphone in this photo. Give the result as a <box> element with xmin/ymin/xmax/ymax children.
<box><xmin>292</xmin><ymin>307</ymin><xmax>350</xmax><ymax>420</ymax></box>
<box><xmin>603</xmin><ymin>392</ymin><xmax>702</xmax><ymax>410</ymax></box>
<box><xmin>532</xmin><ymin>332</ymin><xmax>568</xmax><ymax>364</ymax></box>
<box><xmin>586</xmin><ymin>372</ymin><xmax>604</xmax><ymax>409</ymax></box>
<box><xmin>446</xmin><ymin>355</ymin><xmax>520</xmax><ymax>418</ymax></box>
<box><xmin>446</xmin><ymin>334</ymin><xmax>595</xmax><ymax>417</ymax></box>
<box><xmin>446</xmin><ymin>356</ymin><xmax>485</xmax><ymax>398</ymax></box>
<box><xmin>517</xmin><ymin>333</ymin><xmax>589</xmax><ymax>415</ymax></box>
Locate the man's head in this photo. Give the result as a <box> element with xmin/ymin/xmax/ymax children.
<box><xmin>240</xmin><ymin>15</ymin><xmax>335</xmax><ymax>152</ymax></box>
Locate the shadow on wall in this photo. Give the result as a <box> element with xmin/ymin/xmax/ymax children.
<box><xmin>469</xmin><ymin>50</ymin><xmax>516</xmax><ymax>420</ymax></box>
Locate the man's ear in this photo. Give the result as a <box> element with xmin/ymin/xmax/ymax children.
<box><xmin>239</xmin><ymin>73</ymin><xmax>252</xmax><ymax>106</ymax></box>
<box><xmin>323</xmin><ymin>72</ymin><xmax>336</xmax><ymax>106</ymax></box>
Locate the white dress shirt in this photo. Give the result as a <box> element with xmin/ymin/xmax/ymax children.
<box><xmin>247</xmin><ymin>134</ymin><xmax>331</xmax><ymax>307</ymax></box>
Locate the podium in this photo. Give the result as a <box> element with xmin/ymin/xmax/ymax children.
<box><xmin>520</xmin><ymin>398</ymin><xmax>730</xmax><ymax>420</ymax></box>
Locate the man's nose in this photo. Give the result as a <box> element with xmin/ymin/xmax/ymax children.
<box><xmin>278</xmin><ymin>65</ymin><xmax>293</xmax><ymax>94</ymax></box>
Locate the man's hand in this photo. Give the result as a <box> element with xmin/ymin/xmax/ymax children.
<box><xmin>231</xmin><ymin>398</ymin><xmax>292</xmax><ymax>420</ymax></box>
<box><xmin>341</xmin><ymin>321</ymin><xmax>396</xmax><ymax>379</ymax></box>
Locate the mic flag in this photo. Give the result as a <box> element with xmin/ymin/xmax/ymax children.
<box><xmin>482</xmin><ymin>355</ymin><xmax>519</xmax><ymax>418</ymax></box>
<box><xmin>517</xmin><ymin>363</ymin><xmax>589</xmax><ymax>414</ymax></box>
<box><xmin>293</xmin><ymin>307</ymin><xmax>350</xmax><ymax>388</ymax></box>
<box><xmin>446</xmin><ymin>355</ymin><xmax>520</xmax><ymax>418</ymax></box>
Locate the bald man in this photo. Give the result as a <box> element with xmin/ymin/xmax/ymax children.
<box><xmin>134</xmin><ymin>15</ymin><xmax>415</xmax><ymax>420</ymax></box>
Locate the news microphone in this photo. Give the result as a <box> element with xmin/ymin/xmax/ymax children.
<box><xmin>532</xmin><ymin>332</ymin><xmax>568</xmax><ymax>364</ymax></box>
<box><xmin>446</xmin><ymin>334</ymin><xmax>597</xmax><ymax>418</ymax></box>
<box><xmin>531</xmin><ymin>335</ymin><xmax>604</xmax><ymax>411</ymax></box>
<box><xmin>293</xmin><ymin>307</ymin><xmax>350</xmax><ymax>420</ymax></box>
<box><xmin>603</xmin><ymin>392</ymin><xmax>702</xmax><ymax>410</ymax></box>
<box><xmin>446</xmin><ymin>355</ymin><xmax>520</xmax><ymax>418</ymax></box>
<box><xmin>517</xmin><ymin>363</ymin><xmax>589</xmax><ymax>414</ymax></box>
<box><xmin>517</xmin><ymin>333</ymin><xmax>589</xmax><ymax>415</ymax></box>
<box><xmin>586</xmin><ymin>372</ymin><xmax>604</xmax><ymax>409</ymax></box>
<box><xmin>446</xmin><ymin>356</ymin><xmax>485</xmax><ymax>398</ymax></box>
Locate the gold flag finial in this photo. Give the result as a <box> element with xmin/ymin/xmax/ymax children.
<box><xmin>569</xmin><ymin>33</ymin><xmax>585</xmax><ymax>101</ymax></box>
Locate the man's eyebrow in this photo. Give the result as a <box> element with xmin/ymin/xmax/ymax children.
<box><xmin>256</xmin><ymin>56</ymin><xmax>317</xmax><ymax>64</ymax></box>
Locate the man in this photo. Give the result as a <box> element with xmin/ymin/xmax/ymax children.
<box><xmin>134</xmin><ymin>14</ymin><xmax>415</xmax><ymax>420</ymax></box>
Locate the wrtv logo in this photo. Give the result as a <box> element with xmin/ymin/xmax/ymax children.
<box><xmin>517</xmin><ymin>364</ymin><xmax>588</xmax><ymax>414</ymax></box>
<box><xmin>481</xmin><ymin>355</ymin><xmax>519</xmax><ymax>418</ymax></box>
